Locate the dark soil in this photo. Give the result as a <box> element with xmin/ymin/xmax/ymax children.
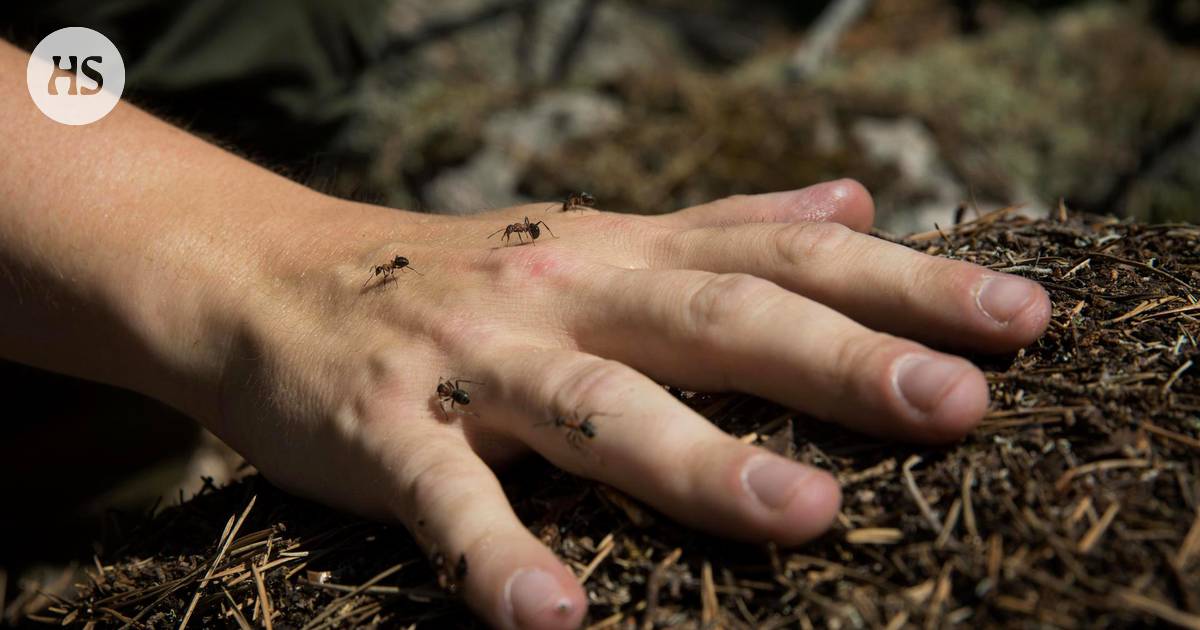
<box><xmin>31</xmin><ymin>210</ymin><xmax>1200</xmax><ymax>628</ymax></box>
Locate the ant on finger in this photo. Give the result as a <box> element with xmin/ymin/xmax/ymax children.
<box><xmin>536</xmin><ymin>410</ymin><xmax>611</xmax><ymax>451</ymax></box>
<box><xmin>548</xmin><ymin>191</ymin><xmax>595</xmax><ymax>213</ymax></box>
<box><xmin>431</xmin><ymin>549</ymin><xmax>468</xmax><ymax>594</ymax></box>
<box><xmin>363</xmin><ymin>255</ymin><xmax>423</xmax><ymax>288</ymax></box>
<box><xmin>488</xmin><ymin>216</ymin><xmax>556</xmax><ymax>245</ymax></box>
<box><xmin>436</xmin><ymin>377</ymin><xmax>483</xmax><ymax>420</ymax></box>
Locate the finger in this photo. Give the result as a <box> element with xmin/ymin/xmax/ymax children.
<box><xmin>471</xmin><ymin>347</ymin><xmax>842</xmax><ymax>546</ymax></box>
<box><xmin>652</xmin><ymin>179</ymin><xmax>876</xmax><ymax>232</ymax></box>
<box><xmin>393</xmin><ymin>436</ymin><xmax>586</xmax><ymax>630</ymax></box>
<box><xmin>569</xmin><ymin>267</ymin><xmax>989</xmax><ymax>443</ymax></box>
<box><xmin>652</xmin><ymin>221</ymin><xmax>1051</xmax><ymax>352</ymax></box>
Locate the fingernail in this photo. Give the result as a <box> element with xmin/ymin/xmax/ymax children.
<box><xmin>505</xmin><ymin>568</ymin><xmax>574</xmax><ymax>629</ymax></box>
<box><xmin>976</xmin><ymin>275</ymin><xmax>1035</xmax><ymax>324</ymax></box>
<box><xmin>894</xmin><ymin>354</ymin><xmax>966</xmax><ymax>414</ymax></box>
<box><xmin>742</xmin><ymin>455</ymin><xmax>812</xmax><ymax>510</ymax></box>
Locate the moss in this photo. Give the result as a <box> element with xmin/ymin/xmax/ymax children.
<box><xmin>814</xmin><ymin>3</ymin><xmax>1200</xmax><ymax>216</ymax></box>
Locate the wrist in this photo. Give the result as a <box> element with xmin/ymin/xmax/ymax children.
<box><xmin>125</xmin><ymin>187</ymin><xmax>358</xmax><ymax>425</ymax></box>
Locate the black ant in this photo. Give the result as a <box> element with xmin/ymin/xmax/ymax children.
<box><xmin>436</xmin><ymin>377</ymin><xmax>482</xmax><ymax>419</ymax></box>
<box><xmin>536</xmin><ymin>411</ymin><xmax>610</xmax><ymax>450</ymax></box>
<box><xmin>488</xmin><ymin>216</ymin><xmax>556</xmax><ymax>245</ymax></box>
<box><xmin>363</xmin><ymin>255</ymin><xmax>422</xmax><ymax>288</ymax></box>
<box><xmin>432</xmin><ymin>550</ymin><xmax>468</xmax><ymax>594</ymax></box>
<box><xmin>554</xmin><ymin>192</ymin><xmax>595</xmax><ymax>212</ymax></box>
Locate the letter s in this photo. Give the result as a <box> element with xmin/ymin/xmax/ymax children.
<box><xmin>80</xmin><ymin>56</ymin><xmax>104</xmax><ymax>95</ymax></box>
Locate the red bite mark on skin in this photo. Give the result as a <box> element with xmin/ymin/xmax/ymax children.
<box><xmin>529</xmin><ymin>258</ymin><xmax>555</xmax><ymax>278</ymax></box>
<box><xmin>510</xmin><ymin>246</ymin><xmax>563</xmax><ymax>279</ymax></box>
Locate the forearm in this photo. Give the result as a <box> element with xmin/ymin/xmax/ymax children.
<box><xmin>0</xmin><ymin>40</ymin><xmax>345</xmax><ymax>421</ymax></box>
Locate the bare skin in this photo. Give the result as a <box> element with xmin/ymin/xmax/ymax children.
<box><xmin>0</xmin><ymin>41</ymin><xmax>1049</xmax><ymax>629</ymax></box>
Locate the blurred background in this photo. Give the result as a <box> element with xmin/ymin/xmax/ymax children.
<box><xmin>2</xmin><ymin>0</ymin><xmax>1199</xmax><ymax>623</ymax></box>
<box><xmin>4</xmin><ymin>0</ymin><xmax>1200</xmax><ymax>234</ymax></box>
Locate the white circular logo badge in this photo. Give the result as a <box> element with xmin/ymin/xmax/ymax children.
<box><xmin>26</xmin><ymin>27</ymin><xmax>125</xmax><ymax>125</ymax></box>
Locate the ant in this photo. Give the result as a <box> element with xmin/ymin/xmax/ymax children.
<box><xmin>432</xmin><ymin>550</ymin><xmax>468</xmax><ymax>594</ymax></box>
<box><xmin>488</xmin><ymin>216</ymin><xmax>556</xmax><ymax>245</ymax></box>
<box><xmin>536</xmin><ymin>410</ymin><xmax>610</xmax><ymax>451</ymax></box>
<box><xmin>436</xmin><ymin>377</ymin><xmax>483</xmax><ymax>419</ymax></box>
<box><xmin>552</xmin><ymin>192</ymin><xmax>595</xmax><ymax>212</ymax></box>
<box><xmin>363</xmin><ymin>255</ymin><xmax>422</xmax><ymax>288</ymax></box>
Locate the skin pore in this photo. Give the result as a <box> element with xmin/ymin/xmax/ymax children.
<box><xmin>0</xmin><ymin>40</ymin><xmax>1049</xmax><ymax>630</ymax></box>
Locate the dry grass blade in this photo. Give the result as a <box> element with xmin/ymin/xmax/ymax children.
<box><xmin>302</xmin><ymin>561</ymin><xmax>411</xmax><ymax>630</ymax></box>
<box><xmin>1055</xmin><ymin>459</ymin><xmax>1151</xmax><ymax>492</ymax></box>
<box><xmin>252</xmin><ymin>563</ymin><xmax>274</xmax><ymax>630</ymax></box>
<box><xmin>1176</xmin><ymin>510</ymin><xmax>1200</xmax><ymax>569</ymax></box>
<box><xmin>1083</xmin><ymin>251</ymin><xmax>1196</xmax><ymax>293</ymax></box>
<box><xmin>902</xmin><ymin>455</ymin><xmax>943</xmax><ymax>532</ymax></box>
<box><xmin>700</xmin><ymin>561</ymin><xmax>717</xmax><ymax>626</ymax></box>
<box><xmin>221</xmin><ymin>587</ymin><xmax>253</xmax><ymax>630</ymax></box>
<box><xmin>935</xmin><ymin>499</ymin><xmax>962</xmax><ymax>549</ymax></box>
<box><xmin>1163</xmin><ymin>360</ymin><xmax>1194</xmax><ymax>395</ymax></box>
<box><xmin>1077</xmin><ymin>502</ymin><xmax>1119</xmax><ymax>553</ymax></box>
<box><xmin>179</xmin><ymin>496</ymin><xmax>257</xmax><ymax>630</ymax></box>
<box><xmin>840</xmin><ymin>458</ymin><xmax>896</xmax><ymax>485</ymax></box>
<box><xmin>962</xmin><ymin>462</ymin><xmax>979</xmax><ymax>541</ymax></box>
<box><xmin>1141</xmin><ymin>420</ymin><xmax>1200</xmax><ymax>450</ymax></box>
<box><xmin>1115</xmin><ymin>590</ymin><xmax>1200</xmax><ymax>629</ymax></box>
<box><xmin>846</xmin><ymin>528</ymin><xmax>904</xmax><ymax>545</ymax></box>
<box><xmin>1103</xmin><ymin>296</ymin><xmax>1179</xmax><ymax>324</ymax></box>
<box><xmin>641</xmin><ymin>548</ymin><xmax>682</xmax><ymax>630</ymax></box>
<box><xmin>578</xmin><ymin>534</ymin><xmax>615</xmax><ymax>585</ymax></box>
<box><xmin>586</xmin><ymin>612</ymin><xmax>624</xmax><ymax>630</ymax></box>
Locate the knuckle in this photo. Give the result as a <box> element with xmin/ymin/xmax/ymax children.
<box><xmin>830</xmin><ymin>330</ymin><xmax>898</xmax><ymax>396</ymax></box>
<box><xmin>596</xmin><ymin>212</ymin><xmax>650</xmax><ymax>233</ymax></box>
<box><xmin>775</xmin><ymin>221</ymin><xmax>853</xmax><ymax>266</ymax></box>
<box><xmin>484</xmin><ymin>243</ymin><xmax>576</xmax><ymax>286</ymax></box>
<box><xmin>553</xmin><ymin>357</ymin><xmax>635</xmax><ymax>415</ymax></box>
<box><xmin>427</xmin><ymin>308</ymin><xmax>495</xmax><ymax>357</ymax></box>
<box><xmin>404</xmin><ymin>455</ymin><xmax>478</xmax><ymax>517</ymax></box>
<box><xmin>927</xmin><ymin>257</ymin><xmax>981</xmax><ymax>293</ymax></box>
<box><xmin>901</xmin><ymin>256</ymin><xmax>978</xmax><ymax>313</ymax></box>
<box><xmin>684</xmin><ymin>273</ymin><xmax>777</xmax><ymax>338</ymax></box>
<box><xmin>598</xmin><ymin>214</ymin><xmax>668</xmax><ymax>261</ymax></box>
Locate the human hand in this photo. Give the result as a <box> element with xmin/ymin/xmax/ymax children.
<box><xmin>210</xmin><ymin>180</ymin><xmax>1049</xmax><ymax>629</ymax></box>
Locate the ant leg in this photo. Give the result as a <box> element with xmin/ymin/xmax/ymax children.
<box><xmin>452</xmin><ymin>401</ymin><xmax>479</xmax><ymax>418</ymax></box>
